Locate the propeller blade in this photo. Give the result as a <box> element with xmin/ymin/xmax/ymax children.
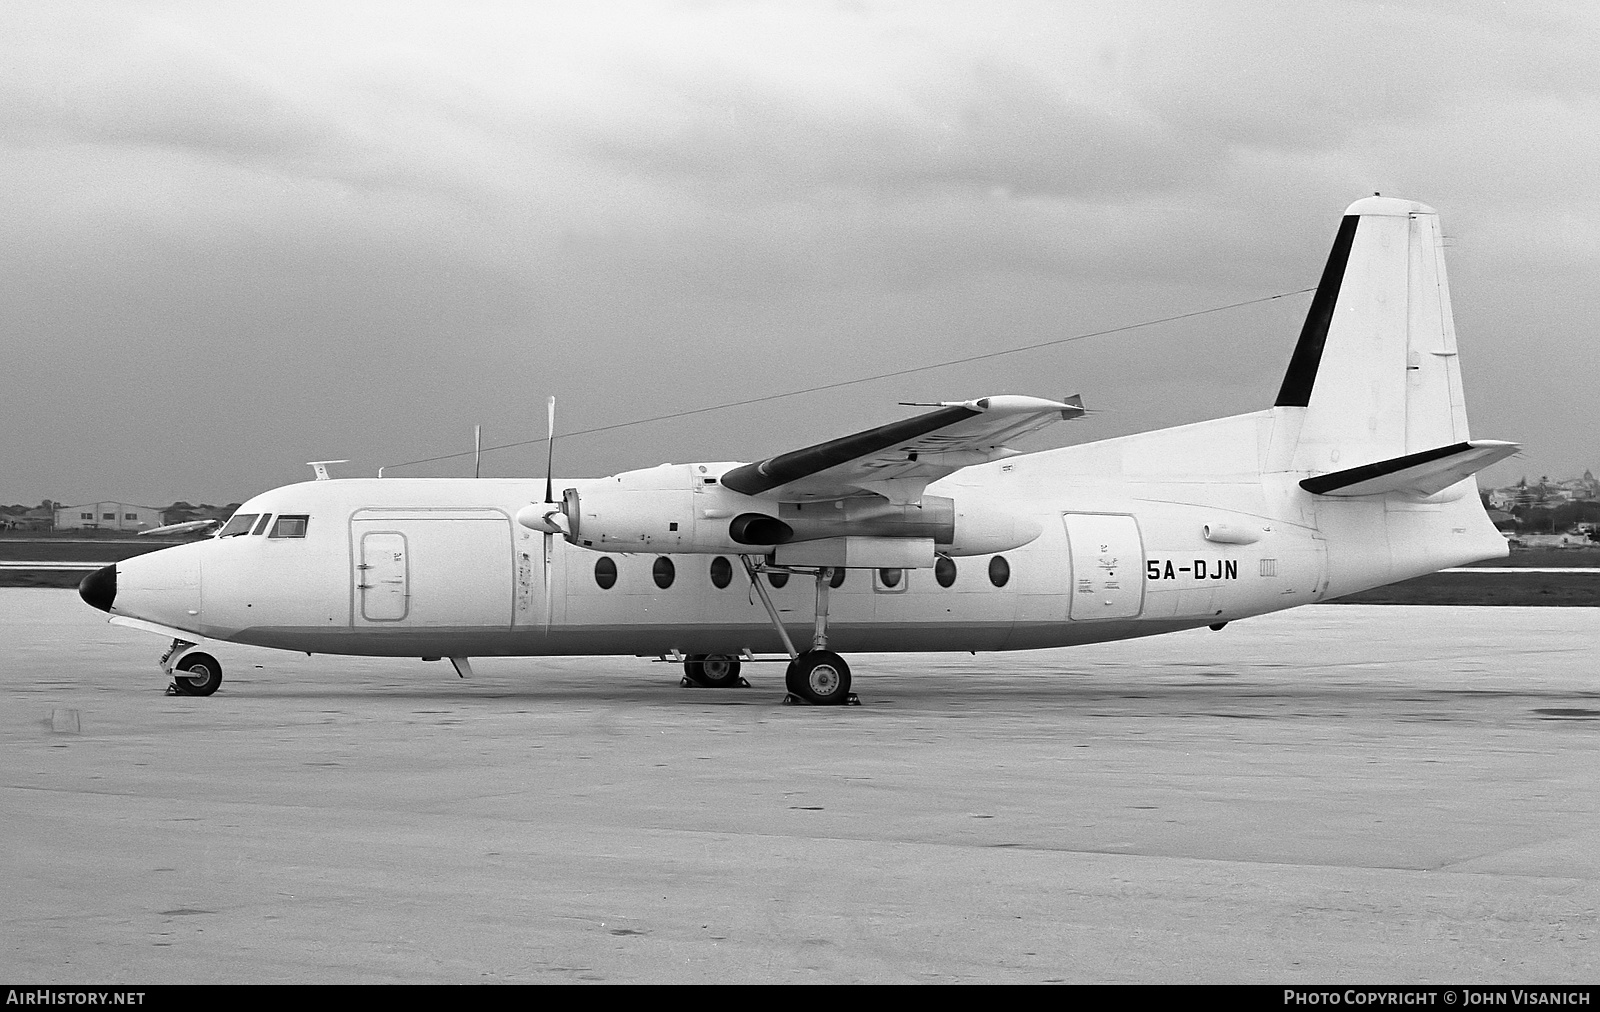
<box><xmin>544</xmin><ymin>395</ymin><xmax>557</xmax><ymax>505</ymax></box>
<box><xmin>543</xmin><ymin>529</ymin><xmax>554</xmax><ymax>633</ymax></box>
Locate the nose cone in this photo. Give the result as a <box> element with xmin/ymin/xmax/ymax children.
<box><xmin>79</xmin><ymin>564</ymin><xmax>117</xmax><ymax>613</ymax></box>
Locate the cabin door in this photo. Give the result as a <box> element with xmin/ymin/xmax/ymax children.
<box><xmin>1063</xmin><ymin>513</ymin><xmax>1145</xmax><ymax>620</ymax></box>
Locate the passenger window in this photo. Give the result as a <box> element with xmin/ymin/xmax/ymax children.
<box><xmin>989</xmin><ymin>555</ymin><xmax>1011</xmax><ymax>588</ymax></box>
<box><xmin>269</xmin><ymin>515</ymin><xmax>310</xmax><ymax>539</ymax></box>
<box><xmin>935</xmin><ymin>556</ymin><xmax>957</xmax><ymax>588</ymax></box>
<box><xmin>829</xmin><ymin>567</ymin><xmax>846</xmax><ymax>589</ymax></box>
<box><xmin>595</xmin><ymin>557</ymin><xmax>618</xmax><ymax>590</ymax></box>
<box><xmin>251</xmin><ymin>514</ymin><xmax>273</xmax><ymax>535</ymax></box>
<box><xmin>653</xmin><ymin>557</ymin><xmax>675</xmax><ymax>589</ymax></box>
<box><xmin>766</xmin><ymin>571</ymin><xmax>789</xmax><ymax>589</ymax></box>
<box><xmin>709</xmin><ymin>556</ymin><xmax>733</xmax><ymax>589</ymax></box>
<box><xmin>218</xmin><ymin>513</ymin><xmax>259</xmax><ymax>538</ymax></box>
<box><xmin>878</xmin><ymin>568</ymin><xmax>902</xmax><ymax>589</ymax></box>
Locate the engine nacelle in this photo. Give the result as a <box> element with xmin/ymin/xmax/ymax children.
<box><xmin>534</xmin><ymin>463</ymin><xmax>763</xmax><ymax>553</ymax></box>
<box><xmin>523</xmin><ymin>462</ymin><xmax>1045</xmax><ymax>558</ymax></box>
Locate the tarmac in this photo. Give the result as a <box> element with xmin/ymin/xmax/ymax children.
<box><xmin>2</xmin><ymin>588</ymin><xmax>1597</xmax><ymax>983</ymax></box>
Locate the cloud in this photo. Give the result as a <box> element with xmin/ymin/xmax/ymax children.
<box><xmin>0</xmin><ymin>1</ymin><xmax>1596</xmax><ymax>501</ymax></box>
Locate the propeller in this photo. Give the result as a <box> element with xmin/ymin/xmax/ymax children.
<box><xmin>513</xmin><ymin>396</ymin><xmax>572</xmax><ymax>630</ymax></box>
<box><xmin>542</xmin><ymin>396</ymin><xmax>557</xmax><ymax>632</ymax></box>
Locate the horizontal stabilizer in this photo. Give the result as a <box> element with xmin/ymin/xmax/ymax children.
<box><xmin>1300</xmin><ymin>440</ymin><xmax>1519</xmax><ymax>497</ymax></box>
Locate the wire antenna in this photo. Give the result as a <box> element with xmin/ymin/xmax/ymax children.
<box><xmin>379</xmin><ymin>287</ymin><xmax>1314</xmax><ymax>473</ymax></box>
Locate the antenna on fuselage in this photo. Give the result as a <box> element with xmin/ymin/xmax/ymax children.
<box><xmin>473</xmin><ymin>424</ymin><xmax>482</xmax><ymax>479</ymax></box>
<box><xmin>306</xmin><ymin>460</ymin><xmax>349</xmax><ymax>481</ymax></box>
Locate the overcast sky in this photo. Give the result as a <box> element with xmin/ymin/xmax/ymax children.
<box><xmin>3</xmin><ymin>1</ymin><xmax>1596</xmax><ymax>507</ymax></box>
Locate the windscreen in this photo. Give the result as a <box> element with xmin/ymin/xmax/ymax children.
<box><xmin>217</xmin><ymin>513</ymin><xmax>259</xmax><ymax>538</ymax></box>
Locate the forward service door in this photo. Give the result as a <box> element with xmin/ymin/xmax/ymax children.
<box><xmin>352</xmin><ymin>509</ymin><xmax>514</xmax><ymax>628</ymax></box>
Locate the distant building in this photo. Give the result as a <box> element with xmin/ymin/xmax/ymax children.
<box><xmin>1486</xmin><ymin>470</ymin><xmax>1599</xmax><ymax>510</ymax></box>
<box><xmin>54</xmin><ymin>502</ymin><xmax>163</xmax><ymax>532</ymax></box>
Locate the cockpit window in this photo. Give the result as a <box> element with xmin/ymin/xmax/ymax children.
<box><xmin>218</xmin><ymin>513</ymin><xmax>259</xmax><ymax>538</ymax></box>
<box><xmin>251</xmin><ymin>514</ymin><xmax>273</xmax><ymax>535</ymax></box>
<box><xmin>269</xmin><ymin>515</ymin><xmax>310</xmax><ymax>539</ymax></box>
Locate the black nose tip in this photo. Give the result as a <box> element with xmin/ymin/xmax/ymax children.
<box><xmin>79</xmin><ymin>564</ymin><xmax>116</xmax><ymax>613</ymax></box>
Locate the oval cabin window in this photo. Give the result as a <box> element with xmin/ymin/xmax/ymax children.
<box><xmin>652</xmin><ymin>556</ymin><xmax>676</xmax><ymax>589</ymax></box>
<box><xmin>829</xmin><ymin>567</ymin><xmax>846</xmax><ymax>589</ymax></box>
<box><xmin>988</xmin><ymin>555</ymin><xmax>1010</xmax><ymax>588</ymax></box>
<box><xmin>767</xmin><ymin>571</ymin><xmax>789</xmax><ymax>589</ymax></box>
<box><xmin>878</xmin><ymin>568</ymin><xmax>902</xmax><ymax>589</ymax></box>
<box><xmin>710</xmin><ymin>556</ymin><xmax>733</xmax><ymax>589</ymax></box>
<box><xmin>594</xmin><ymin>556</ymin><xmax>618</xmax><ymax>590</ymax></box>
<box><xmin>935</xmin><ymin>556</ymin><xmax>957</xmax><ymax>588</ymax></box>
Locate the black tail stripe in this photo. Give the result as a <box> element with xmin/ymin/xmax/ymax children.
<box><xmin>1275</xmin><ymin>214</ymin><xmax>1361</xmax><ymax>407</ymax></box>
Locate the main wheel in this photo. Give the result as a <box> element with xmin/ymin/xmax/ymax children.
<box><xmin>784</xmin><ymin>650</ymin><xmax>851</xmax><ymax>705</ymax></box>
<box><xmin>684</xmin><ymin>654</ymin><xmax>742</xmax><ymax>688</ymax></box>
<box><xmin>172</xmin><ymin>652</ymin><xmax>223</xmax><ymax>696</ymax></box>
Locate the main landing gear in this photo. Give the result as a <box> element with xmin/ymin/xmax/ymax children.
<box><xmin>160</xmin><ymin>638</ymin><xmax>223</xmax><ymax>696</ymax></box>
<box><xmin>740</xmin><ymin>557</ymin><xmax>859</xmax><ymax>706</ymax></box>
<box><xmin>682</xmin><ymin>653</ymin><xmax>748</xmax><ymax>688</ymax></box>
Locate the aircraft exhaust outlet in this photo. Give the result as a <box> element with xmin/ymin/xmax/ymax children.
<box><xmin>729</xmin><ymin>513</ymin><xmax>794</xmax><ymax>545</ymax></box>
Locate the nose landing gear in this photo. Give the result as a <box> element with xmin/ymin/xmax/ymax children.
<box><xmin>160</xmin><ymin>638</ymin><xmax>223</xmax><ymax>696</ymax></box>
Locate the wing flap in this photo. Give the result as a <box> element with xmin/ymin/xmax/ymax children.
<box><xmin>1299</xmin><ymin>440</ymin><xmax>1519</xmax><ymax>497</ymax></box>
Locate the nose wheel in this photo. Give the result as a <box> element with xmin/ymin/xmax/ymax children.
<box><xmin>170</xmin><ymin>652</ymin><xmax>223</xmax><ymax>696</ymax></box>
<box><xmin>159</xmin><ymin>638</ymin><xmax>223</xmax><ymax>696</ymax></box>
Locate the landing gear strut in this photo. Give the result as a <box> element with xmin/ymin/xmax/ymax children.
<box><xmin>741</xmin><ymin>557</ymin><xmax>858</xmax><ymax>706</ymax></box>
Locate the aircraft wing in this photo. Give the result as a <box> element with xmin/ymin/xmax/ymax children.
<box><xmin>138</xmin><ymin>519</ymin><xmax>218</xmax><ymax>537</ymax></box>
<box><xmin>719</xmin><ymin>395</ymin><xmax>1084</xmax><ymax>504</ymax></box>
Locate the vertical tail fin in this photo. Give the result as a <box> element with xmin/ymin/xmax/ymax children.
<box><xmin>1277</xmin><ymin>197</ymin><xmax>1475</xmax><ymax>475</ymax></box>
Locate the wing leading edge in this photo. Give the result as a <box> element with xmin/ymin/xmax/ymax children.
<box><xmin>720</xmin><ymin>395</ymin><xmax>1085</xmax><ymax>504</ymax></box>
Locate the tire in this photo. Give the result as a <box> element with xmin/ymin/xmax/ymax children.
<box><xmin>784</xmin><ymin>650</ymin><xmax>851</xmax><ymax>705</ymax></box>
<box><xmin>684</xmin><ymin>654</ymin><xmax>742</xmax><ymax>688</ymax></box>
<box><xmin>173</xmin><ymin>652</ymin><xmax>222</xmax><ymax>696</ymax></box>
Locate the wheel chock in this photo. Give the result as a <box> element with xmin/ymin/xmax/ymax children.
<box><xmin>680</xmin><ymin>677</ymin><xmax>754</xmax><ymax>689</ymax></box>
<box><xmin>781</xmin><ymin>693</ymin><xmax>861</xmax><ymax>706</ymax></box>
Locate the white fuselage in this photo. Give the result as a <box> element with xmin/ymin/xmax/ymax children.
<box><xmin>107</xmin><ymin>406</ymin><xmax>1507</xmax><ymax>661</ymax></box>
